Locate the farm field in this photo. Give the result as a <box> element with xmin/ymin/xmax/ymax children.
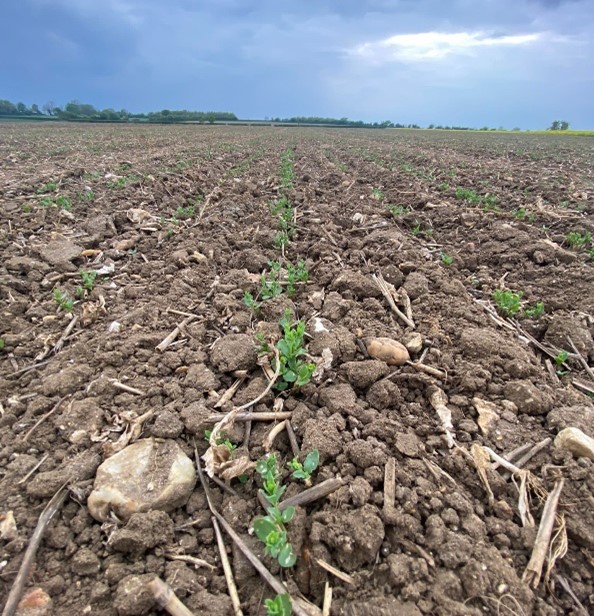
<box><xmin>0</xmin><ymin>123</ymin><xmax>593</xmax><ymax>615</ymax></box>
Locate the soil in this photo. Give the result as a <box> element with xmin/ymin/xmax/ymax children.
<box><xmin>1</xmin><ymin>123</ymin><xmax>593</xmax><ymax>615</ymax></box>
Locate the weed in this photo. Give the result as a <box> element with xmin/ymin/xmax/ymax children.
<box><xmin>387</xmin><ymin>204</ymin><xmax>408</xmax><ymax>217</ymax></box>
<box><xmin>482</xmin><ymin>195</ymin><xmax>498</xmax><ymax>211</ymax></box>
<box><xmin>264</xmin><ymin>594</ymin><xmax>291</xmax><ymax>616</ymax></box>
<box><xmin>37</xmin><ymin>181</ymin><xmax>58</xmax><ymax>194</ymax></box>
<box><xmin>204</xmin><ymin>430</ymin><xmax>236</xmax><ymax>452</ymax></box>
<box><xmin>173</xmin><ymin>205</ymin><xmax>195</xmax><ymax>220</ymax></box>
<box><xmin>0</xmin><ymin>338</ymin><xmax>4</xmax><ymax>351</ymax></box>
<box><xmin>55</xmin><ymin>196</ymin><xmax>72</xmax><ymax>211</ymax></box>
<box><xmin>566</xmin><ymin>231</ymin><xmax>592</xmax><ymax>250</ymax></box>
<box><xmin>492</xmin><ymin>289</ymin><xmax>522</xmax><ymax>317</ymax></box>
<box><xmin>53</xmin><ymin>289</ymin><xmax>73</xmax><ymax>312</ymax></box>
<box><xmin>511</xmin><ymin>208</ymin><xmax>535</xmax><ymax>222</ymax></box>
<box><xmin>80</xmin><ymin>189</ymin><xmax>95</xmax><ymax>202</ymax></box>
<box><xmin>411</xmin><ymin>222</ymin><xmax>422</xmax><ymax>236</ymax></box>
<box><xmin>372</xmin><ymin>187</ymin><xmax>385</xmax><ymax>200</ymax></box>
<box><xmin>22</xmin><ymin>203</ymin><xmax>32</xmax><ymax>213</ymax></box>
<box><xmin>440</xmin><ymin>253</ymin><xmax>453</xmax><ymax>266</ymax></box>
<box><xmin>253</xmin><ymin>454</ymin><xmax>297</xmax><ymax>568</ymax></box>
<box><xmin>455</xmin><ymin>187</ymin><xmax>481</xmax><ymax>204</ymax></box>
<box><xmin>588</xmin><ymin>247</ymin><xmax>594</xmax><ymax>260</ymax></box>
<box><xmin>524</xmin><ymin>302</ymin><xmax>544</xmax><ymax>319</ymax></box>
<box><xmin>438</xmin><ymin>182</ymin><xmax>449</xmax><ymax>191</ymax></box>
<box><xmin>287</xmin><ymin>450</ymin><xmax>319</xmax><ymax>486</ymax></box>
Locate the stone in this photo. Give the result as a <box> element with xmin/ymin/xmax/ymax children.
<box><xmin>395</xmin><ymin>432</ymin><xmax>421</xmax><ymax>457</ymax></box>
<box><xmin>403</xmin><ymin>272</ymin><xmax>429</xmax><ymax>299</ymax></box>
<box><xmin>554</xmin><ymin>427</ymin><xmax>594</xmax><ymax>461</ymax></box>
<box><xmin>210</xmin><ymin>334</ymin><xmax>257</xmax><ymax>372</ymax></box>
<box><xmin>331</xmin><ymin>271</ymin><xmax>382</xmax><ymax>298</ymax></box>
<box><xmin>366</xmin><ymin>338</ymin><xmax>409</xmax><ymax>366</ymax></box>
<box><xmin>41</xmin><ymin>364</ymin><xmax>93</xmax><ymax>397</ymax></box>
<box><xmin>185</xmin><ymin>363</ymin><xmax>220</xmax><ymax>392</ymax></box>
<box><xmin>15</xmin><ymin>588</ymin><xmax>52</xmax><ymax>616</ymax></box>
<box><xmin>318</xmin><ymin>383</ymin><xmax>357</xmax><ymax>412</ymax></box>
<box><xmin>87</xmin><ymin>438</ymin><xmax>196</xmax><ymax>522</ymax></box>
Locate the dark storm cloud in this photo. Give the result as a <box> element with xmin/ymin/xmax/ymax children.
<box><xmin>1</xmin><ymin>0</ymin><xmax>592</xmax><ymax>128</ymax></box>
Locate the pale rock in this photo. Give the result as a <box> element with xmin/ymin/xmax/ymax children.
<box><xmin>472</xmin><ymin>397</ymin><xmax>500</xmax><ymax>436</ymax></box>
<box><xmin>88</xmin><ymin>438</ymin><xmax>196</xmax><ymax>522</ymax></box>
<box><xmin>554</xmin><ymin>427</ymin><xmax>594</xmax><ymax>461</ymax></box>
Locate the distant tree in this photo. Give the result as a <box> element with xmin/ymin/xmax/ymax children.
<box><xmin>31</xmin><ymin>103</ymin><xmax>41</xmax><ymax>114</ymax></box>
<box><xmin>43</xmin><ymin>101</ymin><xmax>57</xmax><ymax>115</ymax></box>
<box><xmin>16</xmin><ymin>102</ymin><xmax>30</xmax><ymax>114</ymax></box>
<box><xmin>559</xmin><ymin>120</ymin><xmax>569</xmax><ymax>130</ymax></box>
<box><xmin>0</xmin><ymin>99</ymin><xmax>17</xmax><ymax>114</ymax></box>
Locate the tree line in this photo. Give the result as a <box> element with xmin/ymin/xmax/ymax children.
<box><xmin>0</xmin><ymin>99</ymin><xmax>237</xmax><ymax>123</ymax></box>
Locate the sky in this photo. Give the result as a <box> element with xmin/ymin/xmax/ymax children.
<box><xmin>1</xmin><ymin>0</ymin><xmax>593</xmax><ymax>129</ymax></box>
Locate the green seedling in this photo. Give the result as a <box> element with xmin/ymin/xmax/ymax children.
<box><xmin>273</xmin><ymin>230</ymin><xmax>290</xmax><ymax>250</ymax></box>
<box><xmin>588</xmin><ymin>247</ymin><xmax>594</xmax><ymax>260</ymax></box>
<box><xmin>243</xmin><ymin>291</ymin><xmax>261</xmax><ymax>312</ymax></box>
<box><xmin>22</xmin><ymin>204</ymin><xmax>33</xmax><ymax>213</ymax></box>
<box><xmin>411</xmin><ymin>222</ymin><xmax>422</xmax><ymax>236</ymax></box>
<box><xmin>372</xmin><ymin>187</ymin><xmax>385</xmax><ymax>200</ymax></box>
<box><xmin>253</xmin><ymin>454</ymin><xmax>297</xmax><ymax>568</ymax></box>
<box><xmin>37</xmin><ymin>181</ymin><xmax>58</xmax><ymax>194</ymax></box>
<box><xmin>0</xmin><ymin>338</ymin><xmax>5</xmax><ymax>351</ymax></box>
<box><xmin>55</xmin><ymin>196</ymin><xmax>72</xmax><ymax>211</ymax></box>
<box><xmin>492</xmin><ymin>289</ymin><xmax>522</xmax><ymax>317</ymax></box>
<box><xmin>482</xmin><ymin>195</ymin><xmax>498</xmax><ymax>210</ymax></box>
<box><xmin>287</xmin><ymin>450</ymin><xmax>319</xmax><ymax>486</ymax></box>
<box><xmin>566</xmin><ymin>231</ymin><xmax>592</xmax><ymax>250</ymax></box>
<box><xmin>264</xmin><ymin>594</ymin><xmax>291</xmax><ymax>616</ymax></box>
<box><xmin>39</xmin><ymin>196</ymin><xmax>54</xmax><ymax>208</ymax></box>
<box><xmin>80</xmin><ymin>270</ymin><xmax>97</xmax><ymax>291</ymax></box>
<box><xmin>174</xmin><ymin>205</ymin><xmax>195</xmax><ymax>220</ymax></box>
<box><xmin>554</xmin><ymin>350</ymin><xmax>570</xmax><ymax>376</ymax></box>
<box><xmin>524</xmin><ymin>302</ymin><xmax>544</xmax><ymax>319</ymax></box>
<box><xmin>273</xmin><ymin>311</ymin><xmax>316</xmax><ymax>391</ymax></box>
<box><xmin>554</xmin><ymin>350</ymin><xmax>569</xmax><ymax>366</ymax></box>
<box><xmin>53</xmin><ymin>289</ymin><xmax>73</xmax><ymax>312</ymax></box>
<box><xmin>204</xmin><ymin>430</ymin><xmax>236</xmax><ymax>452</ymax></box>
<box><xmin>437</xmin><ymin>182</ymin><xmax>449</xmax><ymax>191</ymax></box>
<box><xmin>271</xmin><ymin>196</ymin><xmax>291</xmax><ymax>217</ymax></box>
<box><xmin>387</xmin><ymin>204</ymin><xmax>408</xmax><ymax>217</ymax></box>
<box><xmin>440</xmin><ymin>253</ymin><xmax>453</xmax><ymax>266</ymax></box>
<box><xmin>511</xmin><ymin>208</ymin><xmax>535</xmax><ymax>222</ymax></box>
<box><xmin>455</xmin><ymin>187</ymin><xmax>481</xmax><ymax>204</ymax></box>
<box><xmin>80</xmin><ymin>189</ymin><xmax>95</xmax><ymax>202</ymax></box>
<box><xmin>261</xmin><ymin>261</ymin><xmax>283</xmax><ymax>300</ymax></box>
<box><xmin>285</xmin><ymin>260</ymin><xmax>308</xmax><ymax>296</ymax></box>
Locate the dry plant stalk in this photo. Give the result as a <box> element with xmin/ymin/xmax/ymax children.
<box><xmin>372</xmin><ymin>273</ymin><xmax>415</xmax><ymax>329</ymax></box>
<box><xmin>322</xmin><ymin>582</ymin><xmax>333</xmax><ymax>616</ymax></box>
<box><xmin>383</xmin><ymin>458</ymin><xmax>396</xmax><ymax>514</ymax></box>
<box><xmin>428</xmin><ymin>386</ymin><xmax>455</xmax><ymax>447</ymax></box>
<box><xmin>147</xmin><ymin>578</ymin><xmax>194</xmax><ymax>616</ymax></box>
<box><xmin>2</xmin><ymin>486</ymin><xmax>68</xmax><ymax>616</ymax></box>
<box><xmin>470</xmin><ymin>444</ymin><xmax>495</xmax><ymax>507</ymax></box>
<box><xmin>523</xmin><ymin>479</ymin><xmax>565</xmax><ymax>588</ymax></box>
<box><xmin>263</xmin><ymin>420</ymin><xmax>287</xmax><ymax>452</ymax></box>
<box><xmin>212</xmin><ymin>516</ymin><xmax>243</xmax><ymax>616</ymax></box>
<box><xmin>203</xmin><ymin>350</ymin><xmax>280</xmax><ymax>480</ymax></box>
<box><xmin>278</xmin><ymin>478</ymin><xmax>344</xmax><ymax>512</ymax></box>
<box><xmin>156</xmin><ymin>314</ymin><xmax>197</xmax><ymax>352</ymax></box>
<box><xmin>314</xmin><ymin>558</ymin><xmax>355</xmax><ymax>586</ymax></box>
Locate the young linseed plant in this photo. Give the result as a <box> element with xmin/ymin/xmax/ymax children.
<box><xmin>524</xmin><ymin>302</ymin><xmax>545</xmax><ymax>319</ymax></box>
<box><xmin>76</xmin><ymin>270</ymin><xmax>98</xmax><ymax>297</ymax></box>
<box><xmin>492</xmin><ymin>289</ymin><xmax>522</xmax><ymax>317</ymax></box>
<box><xmin>274</xmin><ymin>311</ymin><xmax>315</xmax><ymax>391</ymax></box>
<box><xmin>53</xmin><ymin>289</ymin><xmax>73</xmax><ymax>312</ymax></box>
<box><xmin>566</xmin><ymin>231</ymin><xmax>592</xmax><ymax>250</ymax></box>
<box><xmin>440</xmin><ymin>253</ymin><xmax>453</xmax><ymax>266</ymax></box>
<box><xmin>253</xmin><ymin>453</ymin><xmax>297</xmax><ymax>568</ymax></box>
<box><xmin>265</xmin><ymin>594</ymin><xmax>291</xmax><ymax>616</ymax></box>
<box><xmin>287</xmin><ymin>450</ymin><xmax>319</xmax><ymax>487</ymax></box>
<box><xmin>285</xmin><ymin>260</ymin><xmax>308</xmax><ymax>296</ymax></box>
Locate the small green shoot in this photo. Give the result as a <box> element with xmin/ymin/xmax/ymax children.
<box><xmin>524</xmin><ymin>302</ymin><xmax>544</xmax><ymax>319</ymax></box>
<box><xmin>53</xmin><ymin>289</ymin><xmax>73</xmax><ymax>312</ymax></box>
<box><xmin>0</xmin><ymin>338</ymin><xmax>5</xmax><ymax>351</ymax></box>
<box><xmin>387</xmin><ymin>204</ymin><xmax>408</xmax><ymax>217</ymax></box>
<box><xmin>55</xmin><ymin>196</ymin><xmax>72</xmax><ymax>211</ymax></box>
<box><xmin>37</xmin><ymin>181</ymin><xmax>58</xmax><ymax>194</ymax></box>
<box><xmin>492</xmin><ymin>289</ymin><xmax>522</xmax><ymax>317</ymax></box>
<box><xmin>264</xmin><ymin>594</ymin><xmax>291</xmax><ymax>616</ymax></box>
<box><xmin>287</xmin><ymin>450</ymin><xmax>319</xmax><ymax>486</ymax></box>
<box><xmin>273</xmin><ymin>311</ymin><xmax>316</xmax><ymax>391</ymax></box>
<box><xmin>566</xmin><ymin>231</ymin><xmax>592</xmax><ymax>250</ymax></box>
<box><xmin>204</xmin><ymin>429</ymin><xmax>236</xmax><ymax>452</ymax></box>
<box><xmin>243</xmin><ymin>291</ymin><xmax>261</xmax><ymax>312</ymax></box>
<box><xmin>80</xmin><ymin>189</ymin><xmax>95</xmax><ymax>202</ymax></box>
<box><xmin>455</xmin><ymin>187</ymin><xmax>481</xmax><ymax>204</ymax></box>
<box><xmin>174</xmin><ymin>205</ymin><xmax>195</xmax><ymax>220</ymax></box>
<box><xmin>440</xmin><ymin>253</ymin><xmax>453</xmax><ymax>266</ymax></box>
<box><xmin>511</xmin><ymin>208</ymin><xmax>535</xmax><ymax>222</ymax></box>
<box><xmin>253</xmin><ymin>454</ymin><xmax>297</xmax><ymax>568</ymax></box>
<box><xmin>554</xmin><ymin>350</ymin><xmax>569</xmax><ymax>366</ymax></box>
<box><xmin>372</xmin><ymin>187</ymin><xmax>385</xmax><ymax>200</ymax></box>
<box><xmin>285</xmin><ymin>260</ymin><xmax>308</xmax><ymax>296</ymax></box>
<box><xmin>437</xmin><ymin>182</ymin><xmax>449</xmax><ymax>191</ymax></box>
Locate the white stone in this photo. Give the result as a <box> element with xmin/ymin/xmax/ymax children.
<box><xmin>88</xmin><ymin>438</ymin><xmax>196</xmax><ymax>522</ymax></box>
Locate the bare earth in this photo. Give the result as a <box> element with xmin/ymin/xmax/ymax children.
<box><xmin>1</xmin><ymin>123</ymin><xmax>593</xmax><ymax>615</ymax></box>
